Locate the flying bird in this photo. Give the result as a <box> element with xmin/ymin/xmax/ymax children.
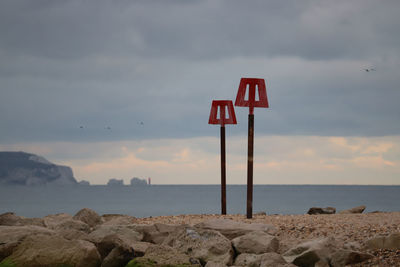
<box><xmin>105</xmin><ymin>126</ymin><xmax>111</xmax><ymax>130</ymax></box>
<box><xmin>79</xmin><ymin>126</ymin><xmax>84</xmax><ymax>129</ymax></box>
<box><xmin>364</xmin><ymin>68</ymin><xmax>376</xmax><ymax>72</ymax></box>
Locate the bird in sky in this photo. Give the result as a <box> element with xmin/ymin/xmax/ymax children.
<box><xmin>364</xmin><ymin>68</ymin><xmax>376</xmax><ymax>72</ymax></box>
<box><xmin>105</xmin><ymin>126</ymin><xmax>111</xmax><ymax>130</ymax></box>
<box><xmin>79</xmin><ymin>126</ymin><xmax>84</xmax><ymax>129</ymax></box>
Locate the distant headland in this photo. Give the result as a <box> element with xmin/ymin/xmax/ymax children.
<box><xmin>0</xmin><ymin>151</ymin><xmax>150</xmax><ymax>186</ymax></box>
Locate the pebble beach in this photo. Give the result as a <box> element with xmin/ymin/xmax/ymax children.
<box><xmin>135</xmin><ymin>211</ymin><xmax>400</xmax><ymax>266</ymax></box>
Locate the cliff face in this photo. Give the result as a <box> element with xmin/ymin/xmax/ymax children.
<box><xmin>0</xmin><ymin>152</ymin><xmax>77</xmax><ymax>186</ymax></box>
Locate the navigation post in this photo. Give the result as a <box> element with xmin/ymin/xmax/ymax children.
<box><xmin>208</xmin><ymin>100</ymin><xmax>237</xmax><ymax>215</ymax></box>
<box><xmin>235</xmin><ymin>78</ymin><xmax>269</xmax><ymax>218</ymax></box>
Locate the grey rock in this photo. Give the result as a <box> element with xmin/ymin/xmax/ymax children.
<box><xmin>133</xmin><ymin>223</ymin><xmax>185</xmax><ymax>244</ymax></box>
<box><xmin>43</xmin><ymin>213</ymin><xmax>73</xmax><ymax>228</ymax></box>
<box><xmin>234</xmin><ymin>252</ymin><xmax>289</xmax><ymax>267</ymax></box>
<box><xmin>127</xmin><ymin>244</ymin><xmax>201</xmax><ymax>266</ymax></box>
<box><xmin>87</xmin><ymin>225</ymin><xmax>143</xmax><ymax>245</ymax></box>
<box><xmin>195</xmin><ymin>219</ymin><xmax>277</xmax><ymax>239</ymax></box>
<box><xmin>307</xmin><ymin>207</ymin><xmax>336</xmax><ymax>215</ymax></box>
<box><xmin>0</xmin><ymin>225</ymin><xmax>55</xmax><ymax>261</ymax></box>
<box><xmin>97</xmin><ymin>234</ymin><xmax>134</xmax><ymax>267</ymax></box>
<box><xmin>283</xmin><ymin>237</ymin><xmax>337</xmax><ymax>267</ymax></box>
<box><xmin>164</xmin><ymin>227</ymin><xmax>234</xmax><ymax>265</ymax></box>
<box><xmin>205</xmin><ymin>261</ymin><xmax>227</xmax><ymax>267</ymax></box>
<box><xmin>4</xmin><ymin>234</ymin><xmax>101</xmax><ymax>267</ymax></box>
<box><xmin>0</xmin><ymin>212</ymin><xmax>45</xmax><ymax>227</ymax></box>
<box><xmin>232</xmin><ymin>231</ymin><xmax>279</xmax><ymax>254</ymax></box>
<box><xmin>339</xmin><ymin>205</ymin><xmax>366</xmax><ymax>214</ymax></box>
<box><xmin>330</xmin><ymin>249</ymin><xmax>373</xmax><ymax>267</ymax></box>
<box><xmin>234</xmin><ymin>253</ymin><xmax>262</xmax><ymax>266</ymax></box>
<box><xmin>73</xmin><ymin>208</ymin><xmax>102</xmax><ymax>227</ymax></box>
<box><xmin>259</xmin><ymin>252</ymin><xmax>290</xmax><ymax>267</ymax></box>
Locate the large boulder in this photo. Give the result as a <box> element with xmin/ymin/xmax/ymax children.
<box><xmin>0</xmin><ymin>225</ymin><xmax>55</xmax><ymax>261</ymax></box>
<box><xmin>86</xmin><ymin>225</ymin><xmax>143</xmax><ymax>245</ymax></box>
<box><xmin>4</xmin><ymin>234</ymin><xmax>101</xmax><ymax>267</ymax></box>
<box><xmin>339</xmin><ymin>205</ymin><xmax>366</xmax><ymax>214</ymax></box>
<box><xmin>133</xmin><ymin>223</ymin><xmax>186</xmax><ymax>244</ymax></box>
<box><xmin>234</xmin><ymin>252</ymin><xmax>290</xmax><ymax>267</ymax></box>
<box><xmin>44</xmin><ymin>213</ymin><xmax>91</xmax><ymax>240</ymax></box>
<box><xmin>195</xmin><ymin>219</ymin><xmax>277</xmax><ymax>239</ymax></box>
<box><xmin>330</xmin><ymin>249</ymin><xmax>373</xmax><ymax>267</ymax></box>
<box><xmin>164</xmin><ymin>227</ymin><xmax>234</xmax><ymax>265</ymax></box>
<box><xmin>260</xmin><ymin>253</ymin><xmax>294</xmax><ymax>267</ymax></box>
<box><xmin>307</xmin><ymin>207</ymin><xmax>336</xmax><ymax>215</ymax></box>
<box><xmin>126</xmin><ymin>244</ymin><xmax>201</xmax><ymax>266</ymax></box>
<box><xmin>97</xmin><ymin>234</ymin><xmax>134</xmax><ymax>267</ymax></box>
<box><xmin>365</xmin><ymin>232</ymin><xmax>400</xmax><ymax>249</ymax></box>
<box><xmin>73</xmin><ymin>208</ymin><xmax>102</xmax><ymax>227</ymax></box>
<box><xmin>234</xmin><ymin>253</ymin><xmax>262</xmax><ymax>266</ymax></box>
<box><xmin>43</xmin><ymin>213</ymin><xmax>73</xmax><ymax>228</ymax></box>
<box><xmin>232</xmin><ymin>231</ymin><xmax>279</xmax><ymax>254</ymax></box>
<box><xmin>0</xmin><ymin>212</ymin><xmax>45</xmax><ymax>227</ymax></box>
<box><xmin>283</xmin><ymin>237</ymin><xmax>337</xmax><ymax>267</ymax></box>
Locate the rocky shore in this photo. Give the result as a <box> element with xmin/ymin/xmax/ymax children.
<box><xmin>0</xmin><ymin>208</ymin><xmax>399</xmax><ymax>267</ymax></box>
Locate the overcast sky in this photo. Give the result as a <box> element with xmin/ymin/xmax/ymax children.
<box><xmin>1</xmin><ymin>0</ymin><xmax>400</xmax><ymax>184</ymax></box>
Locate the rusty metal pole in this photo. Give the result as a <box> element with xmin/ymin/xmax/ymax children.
<box><xmin>220</xmin><ymin>126</ymin><xmax>227</xmax><ymax>215</ymax></box>
<box><xmin>247</xmin><ymin>114</ymin><xmax>254</xmax><ymax>219</ymax></box>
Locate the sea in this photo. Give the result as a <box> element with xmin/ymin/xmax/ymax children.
<box><xmin>0</xmin><ymin>185</ymin><xmax>399</xmax><ymax>218</ymax></box>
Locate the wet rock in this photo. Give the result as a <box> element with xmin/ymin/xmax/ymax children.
<box><xmin>232</xmin><ymin>231</ymin><xmax>279</xmax><ymax>254</ymax></box>
<box><xmin>164</xmin><ymin>227</ymin><xmax>234</xmax><ymax>265</ymax></box>
<box><xmin>330</xmin><ymin>249</ymin><xmax>373</xmax><ymax>267</ymax></box>
<box><xmin>307</xmin><ymin>207</ymin><xmax>336</xmax><ymax>215</ymax></box>
<box><xmin>339</xmin><ymin>205</ymin><xmax>366</xmax><ymax>214</ymax></box>
<box><xmin>73</xmin><ymin>208</ymin><xmax>102</xmax><ymax>227</ymax></box>
<box><xmin>4</xmin><ymin>234</ymin><xmax>101</xmax><ymax>267</ymax></box>
<box><xmin>195</xmin><ymin>219</ymin><xmax>277</xmax><ymax>239</ymax></box>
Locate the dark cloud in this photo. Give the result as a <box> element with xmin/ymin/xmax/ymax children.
<box><xmin>0</xmin><ymin>0</ymin><xmax>400</xmax><ymax>142</ymax></box>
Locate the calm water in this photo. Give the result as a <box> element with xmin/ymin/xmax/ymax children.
<box><xmin>0</xmin><ymin>185</ymin><xmax>399</xmax><ymax>218</ymax></box>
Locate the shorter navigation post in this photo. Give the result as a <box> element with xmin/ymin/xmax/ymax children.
<box><xmin>235</xmin><ymin>78</ymin><xmax>269</xmax><ymax>219</ymax></box>
<box><xmin>208</xmin><ymin>100</ymin><xmax>237</xmax><ymax>215</ymax></box>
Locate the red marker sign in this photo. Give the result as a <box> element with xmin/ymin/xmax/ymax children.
<box><xmin>235</xmin><ymin>78</ymin><xmax>269</xmax><ymax>219</ymax></box>
<box><xmin>208</xmin><ymin>100</ymin><xmax>237</xmax><ymax>215</ymax></box>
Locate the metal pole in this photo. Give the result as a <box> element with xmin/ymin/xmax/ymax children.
<box><xmin>247</xmin><ymin>114</ymin><xmax>254</xmax><ymax>219</ymax></box>
<box><xmin>220</xmin><ymin>126</ymin><xmax>227</xmax><ymax>215</ymax></box>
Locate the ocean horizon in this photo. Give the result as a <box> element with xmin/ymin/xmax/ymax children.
<box><xmin>1</xmin><ymin>184</ymin><xmax>399</xmax><ymax>218</ymax></box>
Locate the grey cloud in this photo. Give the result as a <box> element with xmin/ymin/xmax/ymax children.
<box><xmin>0</xmin><ymin>0</ymin><xmax>400</xmax><ymax>142</ymax></box>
